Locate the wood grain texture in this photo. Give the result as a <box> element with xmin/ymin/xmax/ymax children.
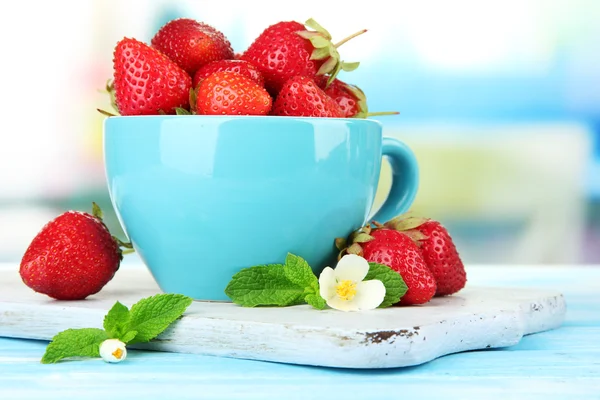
<box><xmin>0</xmin><ymin>262</ymin><xmax>599</xmax><ymax>399</ymax></box>
<box><xmin>0</xmin><ymin>264</ymin><xmax>565</xmax><ymax>369</ymax></box>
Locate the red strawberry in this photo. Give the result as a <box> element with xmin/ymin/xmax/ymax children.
<box><xmin>112</xmin><ymin>37</ymin><xmax>192</xmax><ymax>115</ymax></box>
<box><xmin>151</xmin><ymin>18</ymin><xmax>233</xmax><ymax>75</ymax></box>
<box><xmin>385</xmin><ymin>217</ymin><xmax>466</xmax><ymax>296</ymax></box>
<box><xmin>321</xmin><ymin>78</ymin><xmax>363</xmax><ymax>118</ymax></box>
<box><xmin>193</xmin><ymin>59</ymin><xmax>264</xmax><ymax>90</ymax></box>
<box><xmin>339</xmin><ymin>228</ymin><xmax>436</xmax><ymax>305</ymax></box>
<box><xmin>271</xmin><ymin>76</ymin><xmax>344</xmax><ymax>118</ymax></box>
<box><xmin>240</xmin><ymin>19</ymin><xmax>362</xmax><ymax>95</ymax></box>
<box><xmin>317</xmin><ymin>77</ymin><xmax>399</xmax><ymax>118</ymax></box>
<box><xmin>195</xmin><ymin>71</ymin><xmax>272</xmax><ymax>115</ymax></box>
<box><xmin>19</xmin><ymin>204</ymin><xmax>131</xmax><ymax>300</ymax></box>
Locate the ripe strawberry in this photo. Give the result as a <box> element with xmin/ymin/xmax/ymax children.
<box><xmin>337</xmin><ymin>228</ymin><xmax>436</xmax><ymax>305</ymax></box>
<box><xmin>112</xmin><ymin>37</ymin><xmax>192</xmax><ymax>116</ymax></box>
<box><xmin>240</xmin><ymin>19</ymin><xmax>362</xmax><ymax>95</ymax></box>
<box><xmin>19</xmin><ymin>204</ymin><xmax>131</xmax><ymax>300</ymax></box>
<box><xmin>385</xmin><ymin>216</ymin><xmax>466</xmax><ymax>296</ymax></box>
<box><xmin>316</xmin><ymin>77</ymin><xmax>400</xmax><ymax>118</ymax></box>
<box><xmin>193</xmin><ymin>59</ymin><xmax>264</xmax><ymax>89</ymax></box>
<box><xmin>271</xmin><ymin>76</ymin><xmax>344</xmax><ymax>118</ymax></box>
<box><xmin>151</xmin><ymin>18</ymin><xmax>234</xmax><ymax>75</ymax></box>
<box><xmin>195</xmin><ymin>71</ymin><xmax>272</xmax><ymax>115</ymax></box>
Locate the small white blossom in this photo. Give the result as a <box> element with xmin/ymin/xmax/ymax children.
<box><xmin>99</xmin><ymin>339</ymin><xmax>127</xmax><ymax>363</ymax></box>
<box><xmin>319</xmin><ymin>254</ymin><xmax>385</xmax><ymax>312</ymax></box>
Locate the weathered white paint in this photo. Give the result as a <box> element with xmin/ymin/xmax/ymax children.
<box><xmin>0</xmin><ymin>265</ymin><xmax>565</xmax><ymax>369</ymax></box>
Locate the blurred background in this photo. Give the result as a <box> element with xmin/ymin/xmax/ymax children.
<box><xmin>0</xmin><ymin>0</ymin><xmax>598</xmax><ymax>265</ymax></box>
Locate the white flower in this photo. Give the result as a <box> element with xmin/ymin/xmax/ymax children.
<box><xmin>318</xmin><ymin>254</ymin><xmax>385</xmax><ymax>312</ymax></box>
<box><xmin>99</xmin><ymin>339</ymin><xmax>127</xmax><ymax>363</ymax></box>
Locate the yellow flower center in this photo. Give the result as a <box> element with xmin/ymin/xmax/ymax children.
<box><xmin>112</xmin><ymin>348</ymin><xmax>124</xmax><ymax>359</ymax></box>
<box><xmin>336</xmin><ymin>280</ymin><xmax>358</xmax><ymax>301</ymax></box>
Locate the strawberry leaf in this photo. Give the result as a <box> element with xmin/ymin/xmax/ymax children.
<box><xmin>334</xmin><ymin>237</ymin><xmax>347</xmax><ymax>251</ymax></box>
<box><xmin>304</xmin><ymin>18</ymin><xmax>332</xmax><ymax>40</ymax></box>
<box><xmin>318</xmin><ymin>57</ymin><xmax>339</xmax><ymax>76</ymax></box>
<box><xmin>175</xmin><ymin>108</ymin><xmax>192</xmax><ymax>115</ymax></box>
<box><xmin>310</xmin><ymin>47</ymin><xmax>331</xmax><ymax>60</ymax></box>
<box><xmin>341</xmin><ymin>61</ymin><xmax>360</xmax><ymax>72</ymax></box>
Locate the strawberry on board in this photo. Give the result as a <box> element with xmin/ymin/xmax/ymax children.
<box><xmin>112</xmin><ymin>37</ymin><xmax>192</xmax><ymax>116</ymax></box>
<box><xmin>240</xmin><ymin>18</ymin><xmax>363</xmax><ymax>95</ymax></box>
<box><xmin>336</xmin><ymin>227</ymin><xmax>437</xmax><ymax>305</ymax></box>
<box><xmin>271</xmin><ymin>76</ymin><xmax>344</xmax><ymax>118</ymax></box>
<box><xmin>195</xmin><ymin>71</ymin><xmax>272</xmax><ymax>115</ymax></box>
<box><xmin>19</xmin><ymin>203</ymin><xmax>133</xmax><ymax>300</ymax></box>
<box><xmin>384</xmin><ymin>216</ymin><xmax>467</xmax><ymax>296</ymax></box>
<box><xmin>193</xmin><ymin>59</ymin><xmax>264</xmax><ymax>90</ymax></box>
<box><xmin>151</xmin><ymin>18</ymin><xmax>234</xmax><ymax>75</ymax></box>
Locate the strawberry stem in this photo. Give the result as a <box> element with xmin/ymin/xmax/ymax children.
<box><xmin>365</xmin><ymin>111</ymin><xmax>400</xmax><ymax>117</ymax></box>
<box><xmin>334</xmin><ymin>29</ymin><xmax>367</xmax><ymax>48</ymax></box>
<box><xmin>115</xmin><ymin>238</ymin><xmax>134</xmax><ymax>249</ymax></box>
<box><xmin>121</xmin><ymin>248</ymin><xmax>136</xmax><ymax>255</ymax></box>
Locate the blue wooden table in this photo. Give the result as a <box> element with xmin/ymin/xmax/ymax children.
<box><xmin>1</xmin><ymin>264</ymin><xmax>598</xmax><ymax>399</ymax></box>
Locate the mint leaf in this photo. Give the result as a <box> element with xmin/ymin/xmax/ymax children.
<box><xmin>284</xmin><ymin>253</ymin><xmax>319</xmax><ymax>294</ymax></box>
<box><xmin>103</xmin><ymin>301</ymin><xmax>130</xmax><ymax>339</ymax></box>
<box><xmin>126</xmin><ymin>294</ymin><xmax>193</xmax><ymax>344</ymax></box>
<box><xmin>225</xmin><ymin>264</ymin><xmax>306</xmax><ymax>307</ymax></box>
<box><xmin>366</xmin><ymin>263</ymin><xmax>408</xmax><ymax>308</ymax></box>
<box><xmin>120</xmin><ymin>330</ymin><xmax>138</xmax><ymax>344</ymax></box>
<box><xmin>305</xmin><ymin>293</ymin><xmax>327</xmax><ymax>310</ymax></box>
<box><xmin>41</xmin><ymin>328</ymin><xmax>107</xmax><ymax>364</ymax></box>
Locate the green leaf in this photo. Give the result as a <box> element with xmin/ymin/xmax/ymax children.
<box><xmin>120</xmin><ymin>330</ymin><xmax>138</xmax><ymax>344</ymax></box>
<box><xmin>125</xmin><ymin>294</ymin><xmax>193</xmax><ymax>344</ymax></box>
<box><xmin>317</xmin><ymin>56</ymin><xmax>338</xmax><ymax>76</ymax></box>
<box><xmin>366</xmin><ymin>263</ymin><xmax>408</xmax><ymax>308</ymax></box>
<box><xmin>283</xmin><ymin>253</ymin><xmax>319</xmax><ymax>294</ymax></box>
<box><xmin>308</xmin><ymin>36</ymin><xmax>330</xmax><ymax>49</ymax></box>
<box><xmin>41</xmin><ymin>328</ymin><xmax>107</xmax><ymax>364</ymax></box>
<box><xmin>297</xmin><ymin>30</ymin><xmax>322</xmax><ymax>40</ymax></box>
<box><xmin>91</xmin><ymin>202</ymin><xmax>103</xmax><ymax>219</ymax></box>
<box><xmin>103</xmin><ymin>301</ymin><xmax>130</xmax><ymax>339</ymax></box>
<box><xmin>225</xmin><ymin>264</ymin><xmax>306</xmax><ymax>307</ymax></box>
<box><xmin>341</xmin><ymin>61</ymin><xmax>360</xmax><ymax>72</ymax></box>
<box><xmin>310</xmin><ymin>46</ymin><xmax>331</xmax><ymax>60</ymax></box>
<box><xmin>175</xmin><ymin>107</ymin><xmax>191</xmax><ymax>115</ymax></box>
<box><xmin>305</xmin><ymin>293</ymin><xmax>327</xmax><ymax>310</ymax></box>
<box><xmin>304</xmin><ymin>18</ymin><xmax>332</xmax><ymax>40</ymax></box>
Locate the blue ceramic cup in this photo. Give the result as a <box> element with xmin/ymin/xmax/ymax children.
<box><xmin>104</xmin><ymin>115</ymin><xmax>418</xmax><ymax>300</ymax></box>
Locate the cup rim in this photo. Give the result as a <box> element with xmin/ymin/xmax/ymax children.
<box><xmin>103</xmin><ymin>114</ymin><xmax>384</xmax><ymax>127</ymax></box>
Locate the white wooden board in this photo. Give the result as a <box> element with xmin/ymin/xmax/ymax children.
<box><xmin>0</xmin><ymin>266</ymin><xmax>566</xmax><ymax>369</ymax></box>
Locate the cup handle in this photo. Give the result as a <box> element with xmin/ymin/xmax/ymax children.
<box><xmin>370</xmin><ymin>137</ymin><xmax>419</xmax><ymax>223</ymax></box>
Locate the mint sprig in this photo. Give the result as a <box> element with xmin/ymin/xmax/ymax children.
<box><xmin>225</xmin><ymin>253</ymin><xmax>406</xmax><ymax>310</ymax></box>
<box><xmin>41</xmin><ymin>293</ymin><xmax>193</xmax><ymax>364</ymax></box>
<box><xmin>225</xmin><ymin>253</ymin><xmax>328</xmax><ymax>309</ymax></box>
<box><xmin>41</xmin><ymin>328</ymin><xmax>107</xmax><ymax>364</ymax></box>
<box><xmin>126</xmin><ymin>294</ymin><xmax>193</xmax><ymax>343</ymax></box>
<box><xmin>224</xmin><ymin>264</ymin><xmax>307</xmax><ymax>307</ymax></box>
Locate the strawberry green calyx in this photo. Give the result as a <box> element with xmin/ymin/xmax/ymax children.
<box><xmin>97</xmin><ymin>109</ymin><xmax>117</xmax><ymax>117</ymax></box>
<box><xmin>97</xmin><ymin>80</ymin><xmax>121</xmax><ymax>117</ymax></box>
<box><xmin>296</xmin><ymin>18</ymin><xmax>365</xmax><ymax>87</ymax></box>
<box><xmin>334</xmin><ymin>215</ymin><xmax>432</xmax><ymax>260</ymax></box>
<box><xmin>384</xmin><ymin>216</ymin><xmax>429</xmax><ymax>231</ymax></box>
<box><xmin>91</xmin><ymin>202</ymin><xmax>134</xmax><ymax>258</ymax></box>
<box><xmin>345</xmin><ymin>84</ymin><xmax>400</xmax><ymax>119</ymax></box>
<box><xmin>105</xmin><ymin>79</ymin><xmax>119</xmax><ymax>114</ymax></box>
<box><xmin>334</xmin><ymin>224</ymin><xmax>376</xmax><ymax>260</ymax></box>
